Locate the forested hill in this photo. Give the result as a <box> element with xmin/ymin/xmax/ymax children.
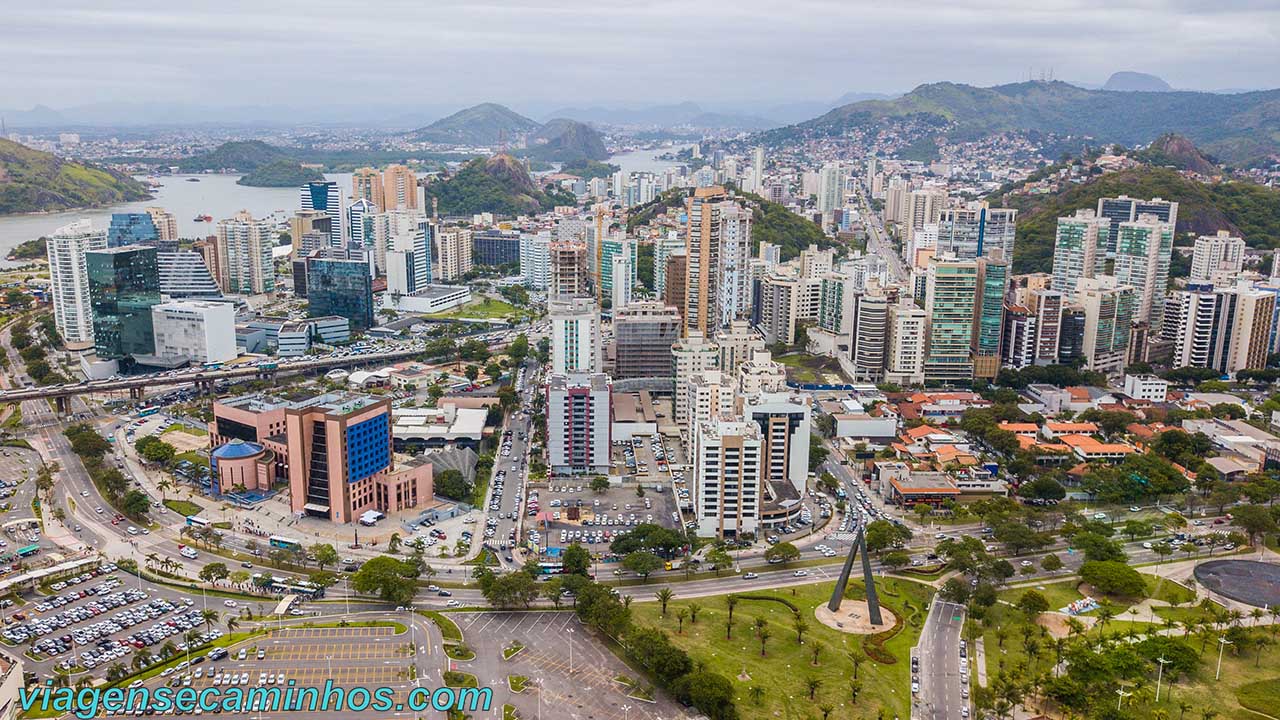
<box><xmin>993</xmin><ymin>166</ymin><xmax>1280</xmax><ymax>273</ymax></box>
<box><xmin>0</xmin><ymin>138</ymin><xmax>150</xmax><ymax>215</ymax></box>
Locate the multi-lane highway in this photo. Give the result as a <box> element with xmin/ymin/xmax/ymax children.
<box><xmin>915</xmin><ymin>600</ymin><xmax>969</xmax><ymax>720</ymax></box>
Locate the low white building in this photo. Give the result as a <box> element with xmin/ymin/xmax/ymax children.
<box><xmin>381</xmin><ymin>284</ymin><xmax>472</xmax><ymax>314</ymax></box>
<box><xmin>393</xmin><ymin>403</ymin><xmax>488</xmax><ymax>446</ymax></box>
<box><xmin>1123</xmin><ymin>374</ymin><xmax>1169</xmax><ymax>402</ymax></box>
<box><xmin>151</xmin><ymin>300</ymin><xmax>238</xmax><ymax>364</ymax></box>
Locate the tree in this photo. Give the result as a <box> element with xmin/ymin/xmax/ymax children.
<box><xmin>623</xmin><ymin>551</ymin><xmax>663</xmax><ymax>581</ymax></box>
<box><xmin>311</xmin><ymin>543</ymin><xmax>338</xmax><ymax>571</ymax></box>
<box><xmin>758</xmin><ymin>627</ymin><xmax>772</xmax><ymax>657</ymax></box>
<box><xmin>656</xmin><ymin>588</ymin><xmax>674</xmax><ymax>616</ymax></box>
<box><xmin>806</xmin><ymin>677</ymin><xmax>822</xmax><ymax>700</ymax></box>
<box><xmin>763</xmin><ymin>542</ymin><xmax>801</xmax><ymax>565</ymax></box>
<box><xmin>140</xmin><ymin>440</ymin><xmax>176</xmax><ymax>465</ymax></box>
<box><xmin>675</xmin><ymin>607</ymin><xmax>688</xmax><ymax>633</ymax></box>
<box><xmin>433</xmin><ymin>469</ymin><xmax>472</xmax><ymax>501</ymax></box>
<box><xmin>882</xmin><ymin>550</ymin><xmax>911</xmax><ymax>570</ymax></box>
<box><xmin>864</xmin><ymin>519</ymin><xmax>912</xmax><ymax>554</ymax></box>
<box><xmin>1079</xmin><ymin>560</ymin><xmax>1146</xmax><ymax>597</ymax></box>
<box><xmin>590</xmin><ymin>476</ymin><xmax>610</xmax><ymax>494</ymax></box>
<box><xmin>464</xmin><ymin>365</ymin><xmax>480</xmax><ymax>383</ymax></box>
<box><xmin>198</xmin><ymin>562</ymin><xmax>229</xmax><ymax>585</ymax></box>
<box><xmin>793</xmin><ymin>615</ymin><xmax>809</xmax><ymax>644</ymax></box>
<box><xmin>706</xmin><ymin>548</ymin><xmax>733</xmax><ymax>576</ymax></box>
<box><xmin>561</xmin><ymin>543</ymin><xmax>592</xmax><ymax>577</ymax></box>
<box><xmin>1231</xmin><ymin>504</ymin><xmax>1277</xmax><ymax>546</ymax></box>
<box><xmin>939</xmin><ymin>578</ymin><xmax>971</xmax><ymax>604</ymax></box>
<box><xmin>1041</xmin><ymin>553</ymin><xmax>1064</xmax><ymax>573</ymax></box>
<box><xmin>351</xmin><ymin>556</ymin><xmax>419</xmax><ymax>605</ymax></box>
<box><xmin>672</xmin><ymin>671</ymin><xmax>738</xmax><ymax>720</ymax></box>
<box><xmin>121</xmin><ymin>490</ymin><xmax>151</xmax><ymax>518</ymax></box>
<box><xmin>1017</xmin><ymin>590</ymin><xmax>1050</xmax><ymax>619</ymax></box>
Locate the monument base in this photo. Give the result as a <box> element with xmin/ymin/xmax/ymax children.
<box><xmin>814</xmin><ymin>599</ymin><xmax>896</xmax><ymax>635</ymax></box>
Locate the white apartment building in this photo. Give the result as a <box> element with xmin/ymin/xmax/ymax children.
<box><xmin>714</xmin><ymin>320</ymin><xmax>766</xmax><ymax>378</ymax></box>
<box><xmin>434</xmin><ymin>226</ymin><xmax>473</xmax><ymax>281</ymax></box>
<box><xmin>884</xmin><ymin>297</ymin><xmax>927</xmax><ymax>385</ymax></box>
<box><xmin>737</xmin><ymin>349</ymin><xmax>787</xmax><ymax>395</ymax></box>
<box><xmin>215</xmin><ymin>211</ymin><xmax>275</xmax><ymax>295</ymax></box>
<box><xmin>1123</xmin><ymin>374</ymin><xmax>1169</xmax><ymax>402</ymax></box>
<box><xmin>151</xmin><ymin>300</ymin><xmax>237</xmax><ymax>364</ymax></box>
<box><xmin>685</xmin><ymin>370</ymin><xmax>735</xmax><ymax>439</ymax></box>
<box><xmin>546</xmin><ymin>373</ymin><xmax>612</xmax><ymax>474</ymax></box>
<box><xmin>741</xmin><ymin>392</ymin><xmax>811</xmax><ymax>494</ymax></box>
<box><xmin>673</xmin><ymin>333</ymin><xmax>720</xmax><ymax>429</ymax></box>
<box><xmin>47</xmin><ymin>220</ymin><xmax>107</xmax><ymax>346</ymax></box>
<box><xmin>549</xmin><ymin>297</ymin><xmax>602</xmax><ymax>375</ymax></box>
<box><xmin>693</xmin><ymin>419</ymin><xmax>763</xmax><ymax>539</ymax></box>
<box><xmin>1190</xmin><ymin>231</ymin><xmax>1245</xmax><ymax>284</ymax></box>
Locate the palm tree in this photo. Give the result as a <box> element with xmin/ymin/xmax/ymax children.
<box><xmin>805</xmin><ymin>677</ymin><xmax>822</xmax><ymax>700</ymax></box>
<box><xmin>656</xmin><ymin>588</ymin><xmax>673</xmax><ymax>616</ymax></box>
<box><xmin>160</xmin><ymin>642</ymin><xmax>177</xmax><ymax>659</ymax></box>
<box><xmin>687</xmin><ymin>602</ymin><xmax>701</xmax><ymax>624</ymax></box>
<box><xmin>819</xmin><ymin>704</ymin><xmax>834</xmax><ymax>720</ymax></box>
<box><xmin>106</xmin><ymin>664</ymin><xmax>128</xmax><ymax>682</ymax></box>
<box><xmin>793</xmin><ymin>615</ymin><xmax>809</xmax><ymax>644</ymax></box>
<box><xmin>995</xmin><ymin>627</ymin><xmax>1009</xmax><ymax>649</ymax></box>
<box><xmin>1178</xmin><ymin>700</ymin><xmax>1192</xmax><ymax>720</ymax></box>
<box><xmin>622</xmin><ymin>596</ymin><xmax>632</xmax><ymax>610</ymax></box>
<box><xmin>758</xmin><ymin>628</ymin><xmax>771</xmax><ymax>657</ymax></box>
<box><xmin>850</xmin><ymin>651</ymin><xmax>865</xmax><ymax>679</ymax></box>
<box><xmin>1202</xmin><ymin>709</ymin><xmax>1219</xmax><ymax>720</ymax></box>
<box><xmin>131</xmin><ymin>649</ymin><xmax>149</xmax><ymax>672</ymax></box>
<box><xmin>725</xmin><ymin>617</ymin><xmax>733</xmax><ymax>640</ymax></box>
<box><xmin>157</xmin><ymin>478</ymin><xmax>172</xmax><ymax>500</ymax></box>
<box><xmin>810</xmin><ymin>641</ymin><xmax>823</xmax><ymax>666</ymax></box>
<box><xmin>225</xmin><ymin>616</ymin><xmax>240</xmax><ymax>633</ymax></box>
<box><xmin>1097</xmin><ymin>606</ymin><xmax>1116</xmax><ymax>636</ymax></box>
<box><xmin>675</xmin><ymin>608</ymin><xmax>688</xmax><ymax>634</ymax></box>
<box><xmin>753</xmin><ymin>617</ymin><xmax>767</xmax><ymax>637</ymax></box>
<box><xmin>200</xmin><ymin>609</ymin><xmax>218</xmax><ymax>633</ymax></box>
<box><xmin>726</xmin><ymin>594</ymin><xmax>739</xmax><ymax>624</ymax></box>
<box><xmin>749</xmin><ymin>686</ymin><xmax>765</xmax><ymax>705</ymax></box>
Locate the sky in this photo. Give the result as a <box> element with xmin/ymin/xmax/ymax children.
<box><xmin>3</xmin><ymin>0</ymin><xmax>1279</xmax><ymax>121</ymax></box>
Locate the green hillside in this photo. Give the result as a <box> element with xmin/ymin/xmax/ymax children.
<box><xmin>768</xmin><ymin>81</ymin><xmax>1280</xmax><ymax>166</ymax></box>
<box><xmin>180</xmin><ymin>140</ymin><xmax>292</xmax><ymax>172</ymax></box>
<box><xmin>408</xmin><ymin>103</ymin><xmax>540</xmax><ymax>146</ymax></box>
<box><xmin>993</xmin><ymin>166</ymin><xmax>1280</xmax><ymax>273</ymax></box>
<box><xmin>236</xmin><ymin>160</ymin><xmax>324</xmax><ymax>187</ymax></box>
<box><xmin>424</xmin><ymin>154</ymin><xmax>575</xmax><ymax>216</ymax></box>
<box><xmin>0</xmin><ymin>138</ymin><xmax>150</xmax><ymax>215</ymax></box>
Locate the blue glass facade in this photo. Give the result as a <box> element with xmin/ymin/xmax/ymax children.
<box><xmin>306</xmin><ymin>257</ymin><xmax>374</xmax><ymax>331</ymax></box>
<box><xmin>345</xmin><ymin>414</ymin><xmax>389</xmax><ymax>484</ymax></box>
<box><xmin>87</xmin><ymin>246</ymin><xmax>161</xmax><ymax>360</ymax></box>
<box><xmin>108</xmin><ymin>214</ymin><xmax>159</xmax><ymax>248</ymax></box>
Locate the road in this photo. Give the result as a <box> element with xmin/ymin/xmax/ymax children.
<box><xmin>488</xmin><ymin>358</ymin><xmax>542</xmax><ymax>570</ymax></box>
<box><xmin>857</xmin><ymin>189</ymin><xmax>907</xmax><ymax>283</ymax></box>
<box><xmin>914</xmin><ymin>600</ymin><xmax>968</xmax><ymax>720</ymax></box>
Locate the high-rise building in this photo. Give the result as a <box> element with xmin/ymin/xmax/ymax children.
<box><xmin>885</xmin><ymin>297</ymin><xmax>927</xmax><ymax>386</ymax></box>
<box><xmin>1096</xmin><ymin>195</ymin><xmax>1178</xmax><ymax>254</ymax></box>
<box><xmin>683</xmin><ymin>187</ymin><xmax>752</xmax><ymax>336</ymax></box>
<box><xmin>306</xmin><ymin>249</ymin><xmax>374</xmax><ymax>331</ymax></box>
<box><xmin>904</xmin><ymin>188</ymin><xmax>945</xmax><ymax>245</ymax></box>
<box><xmin>368</xmin><ymin>209</ymin><xmax>424</xmax><ymax>277</ymax></box>
<box><xmin>1001</xmin><ymin>304</ymin><xmax>1037</xmax><ymax>369</ymax></box>
<box><xmin>741</xmin><ymin>391</ymin><xmax>811</xmax><ymax>494</ymax></box>
<box><xmin>936</xmin><ymin>203</ymin><xmax>1017</xmax><ymax>261</ymax></box>
<box><xmin>546</xmin><ymin>373</ymin><xmax>612</xmax><ymax>475</ymax></box>
<box><xmin>737</xmin><ymin>349</ymin><xmax>787</xmax><ymax>395</ymax></box>
<box><xmin>216</xmin><ymin>211</ymin><xmax>275</xmax><ymax>295</ymax></box>
<box><xmin>1076</xmin><ymin>276</ymin><xmax>1136</xmax><ymax>375</ymax></box>
<box><xmin>433</xmin><ymin>226</ymin><xmax>472</xmax><ymax>281</ymax></box>
<box><xmin>145</xmin><ymin>207</ymin><xmax>179</xmax><ymax>243</ymax></box>
<box><xmin>86</xmin><ymin>245</ymin><xmax>161</xmax><ymax>361</ymax></box>
<box><xmin>714</xmin><ymin>320</ymin><xmax>766</xmax><ymax>378</ymax></box>
<box><xmin>300</xmin><ymin>181</ymin><xmax>343</xmax><ymax>243</ymax></box>
<box><xmin>850</xmin><ymin>286</ymin><xmax>890</xmax><ymax>382</ymax></box>
<box><xmin>151</xmin><ymin>300</ymin><xmax>237</xmax><ymax>364</ymax></box>
<box><xmin>751</xmin><ymin>147</ymin><xmax>765</xmax><ymax>194</ymax></box>
<box><xmin>1058</xmin><ymin>305</ymin><xmax>1087</xmax><ymax>366</ymax></box>
<box><xmin>47</xmin><ymin>220</ymin><xmax>107</xmax><ymax>347</ymax></box>
<box><xmin>673</xmin><ymin>333</ymin><xmax>720</xmax><ymax>429</ymax></box>
<box><xmin>157</xmin><ymin>251</ymin><xmax>223</xmax><ymax>299</ymax></box>
<box><xmin>520</xmin><ymin>231</ymin><xmax>551</xmax><ymax>290</ymax></box>
<box><xmin>193</xmin><ymin>237</ymin><xmax>223</xmax><ymax>292</ymax></box>
<box><xmin>1190</xmin><ymin>231</ymin><xmax>1245</xmax><ymax>284</ymax></box>
<box><xmin>352</xmin><ymin>168</ymin><xmax>385</xmax><ymax>212</ymax></box>
<box><xmin>600</xmin><ymin>236</ymin><xmax>637</xmax><ymax>297</ymax></box>
<box><xmin>385</xmin><ymin>219</ymin><xmax>433</xmax><ymax>297</ymax></box>
<box><xmin>549</xmin><ymin>240</ymin><xmax>590</xmax><ymax>298</ymax></box>
<box><xmin>817</xmin><ymin>162</ymin><xmax>844</xmax><ymax>214</ymax></box>
<box><xmin>685</xmin><ymin>370</ymin><xmax>736</xmax><ymax>439</ymax></box>
<box><xmin>610</xmin><ymin>254</ymin><xmax>633</xmax><ymax>309</ymax></box>
<box><xmin>291</xmin><ymin>210</ymin><xmax>333</xmax><ymax>253</ymax></box>
<box><xmin>1028</xmin><ymin>288</ymin><xmax>1064</xmax><ymax>366</ymax></box>
<box><xmin>972</xmin><ymin>259</ymin><xmax>1009</xmax><ymax>379</ymax></box>
<box><xmin>663</xmin><ymin>250</ymin><xmax>687</xmax><ymax>327</ymax></box>
<box><xmin>550</xmin><ymin>297</ymin><xmax>602</xmax><ymax>375</ymax></box>
<box><xmin>382</xmin><ymin>165</ymin><xmax>419</xmax><ymax>211</ymax></box>
<box><xmin>653</xmin><ymin>232</ymin><xmax>685</xmax><ymax>298</ymax></box>
<box><xmin>472</xmin><ymin>230</ymin><xmax>521</xmax><ymax>267</ymax></box>
<box><xmin>1114</xmin><ymin>214</ymin><xmax>1174</xmax><ymax>329</ymax></box>
<box><xmin>346</xmin><ymin>199</ymin><xmax>375</xmax><ymax>248</ymax></box>
<box><xmin>1051</xmin><ymin>209</ymin><xmax>1110</xmax><ymax>299</ymax></box>
<box><xmin>612</xmin><ymin>302</ymin><xmax>682</xmax><ymax>379</ymax></box>
<box><xmin>884</xmin><ymin>178</ymin><xmax>909</xmax><ymax>225</ymax></box>
<box><xmin>692</xmin><ymin>418</ymin><xmax>762</xmax><ymax>539</ymax></box>
<box><xmin>923</xmin><ymin>257</ymin><xmax>980</xmax><ymax>383</ymax></box>
<box><xmin>1168</xmin><ymin>282</ymin><xmax>1276</xmax><ymax>373</ymax></box>
<box><xmin>107</xmin><ymin>213</ymin><xmax>159</xmax><ymax>248</ymax></box>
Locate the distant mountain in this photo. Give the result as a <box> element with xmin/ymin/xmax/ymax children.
<box><xmin>407</xmin><ymin>103</ymin><xmax>540</xmax><ymax>146</ymax></box>
<box><xmin>1103</xmin><ymin>72</ymin><xmax>1173</xmax><ymax>92</ymax></box>
<box><xmin>522</xmin><ymin>119</ymin><xmax>609</xmax><ymax>162</ymax></box>
<box><xmin>1135</xmin><ymin>133</ymin><xmax>1219</xmax><ymax>175</ymax></box>
<box><xmin>180</xmin><ymin>140</ymin><xmax>293</xmax><ymax>172</ymax></box>
<box><xmin>773</xmin><ymin>80</ymin><xmax>1280</xmax><ymax>166</ymax></box>
<box><xmin>992</xmin><ymin>165</ymin><xmax>1280</xmax><ymax>273</ymax></box>
<box><xmin>545</xmin><ymin>102</ymin><xmax>704</xmax><ymax>127</ymax></box>
<box><xmin>0</xmin><ymin>105</ymin><xmax>68</xmax><ymax>127</ymax></box>
<box><xmin>685</xmin><ymin>112</ymin><xmax>777</xmax><ymax>131</ymax></box>
<box><xmin>424</xmin><ymin>153</ymin><xmax>575</xmax><ymax>216</ymax></box>
<box><xmin>236</xmin><ymin>159</ymin><xmax>324</xmax><ymax>187</ymax></box>
<box><xmin>0</xmin><ymin>138</ymin><xmax>150</xmax><ymax>216</ymax></box>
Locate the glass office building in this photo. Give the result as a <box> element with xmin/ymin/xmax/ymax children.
<box><xmin>107</xmin><ymin>213</ymin><xmax>159</xmax><ymax>248</ymax></box>
<box><xmin>86</xmin><ymin>245</ymin><xmax>161</xmax><ymax>360</ymax></box>
<box><xmin>306</xmin><ymin>254</ymin><xmax>374</xmax><ymax>331</ymax></box>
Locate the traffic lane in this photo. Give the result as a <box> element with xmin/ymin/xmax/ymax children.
<box><xmin>919</xmin><ymin>600</ymin><xmax>966</xmax><ymax>720</ymax></box>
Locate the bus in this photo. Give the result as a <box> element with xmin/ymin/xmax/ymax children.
<box><xmin>268</xmin><ymin>535</ymin><xmax>302</xmax><ymax>552</ymax></box>
<box><xmin>185</xmin><ymin>516</ymin><xmax>210</xmax><ymax>528</ymax></box>
<box><xmin>267</xmin><ymin>578</ymin><xmax>326</xmax><ymax>599</ymax></box>
<box><xmin>17</xmin><ymin>544</ymin><xmax>40</xmax><ymax>558</ymax></box>
<box><xmin>136</xmin><ymin>407</ymin><xmax>160</xmax><ymax>418</ymax></box>
<box><xmin>202</xmin><ymin>361</ymin><xmax>224</xmax><ymax>370</ymax></box>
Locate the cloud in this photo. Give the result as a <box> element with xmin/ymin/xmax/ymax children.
<box><xmin>2</xmin><ymin>0</ymin><xmax>1277</xmax><ymax>117</ymax></box>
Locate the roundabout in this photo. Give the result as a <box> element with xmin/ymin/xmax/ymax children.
<box><xmin>814</xmin><ymin>598</ymin><xmax>897</xmax><ymax>634</ymax></box>
<box><xmin>1193</xmin><ymin>559</ymin><xmax>1280</xmax><ymax>608</ymax></box>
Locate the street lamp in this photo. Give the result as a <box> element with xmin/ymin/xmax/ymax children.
<box><xmin>621</xmin><ymin>704</ymin><xmax>631</xmax><ymax>720</ymax></box>
<box><xmin>1155</xmin><ymin>656</ymin><xmax>1171</xmax><ymax>702</ymax></box>
<box><xmin>1217</xmin><ymin>637</ymin><xmax>1234</xmax><ymax>680</ymax></box>
<box><xmin>567</xmin><ymin>628</ymin><xmax>575</xmax><ymax>675</ymax></box>
<box><xmin>1116</xmin><ymin>689</ymin><xmax>1131</xmax><ymax>712</ymax></box>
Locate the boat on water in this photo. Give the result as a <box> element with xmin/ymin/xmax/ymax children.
<box><xmin>186</xmin><ymin>177</ymin><xmax>201</xmax><ymax>182</ymax></box>
<box><xmin>193</xmin><ymin>214</ymin><xmax>213</xmax><ymax>223</ymax></box>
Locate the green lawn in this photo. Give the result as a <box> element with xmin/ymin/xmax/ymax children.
<box><xmin>773</xmin><ymin>353</ymin><xmax>843</xmax><ymax>384</ymax></box>
<box><xmin>629</xmin><ymin>578</ymin><xmax>933</xmax><ymax>720</ymax></box>
<box><xmin>1001</xmin><ymin>573</ymin><xmax>1189</xmax><ymax>616</ymax></box>
<box><xmin>162</xmin><ymin>424</ymin><xmax>207</xmax><ymax>437</ymax></box>
<box><xmin>164</xmin><ymin>499</ymin><xmax>203</xmax><ymax>517</ymax></box>
<box><xmin>425</xmin><ymin>295</ymin><xmax>522</xmax><ymax>321</ymax></box>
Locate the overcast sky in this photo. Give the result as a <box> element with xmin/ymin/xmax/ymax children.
<box><xmin>4</xmin><ymin>0</ymin><xmax>1279</xmax><ymax>117</ymax></box>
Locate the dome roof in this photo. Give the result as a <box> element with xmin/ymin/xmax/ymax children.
<box><xmin>212</xmin><ymin>439</ymin><xmax>264</xmax><ymax>459</ymax></box>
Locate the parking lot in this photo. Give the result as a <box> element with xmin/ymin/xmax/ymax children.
<box><xmin>454</xmin><ymin>611</ymin><xmax>685</xmax><ymax>720</ymax></box>
<box><xmin>527</xmin><ymin>479</ymin><xmax>684</xmax><ymax>556</ymax></box>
